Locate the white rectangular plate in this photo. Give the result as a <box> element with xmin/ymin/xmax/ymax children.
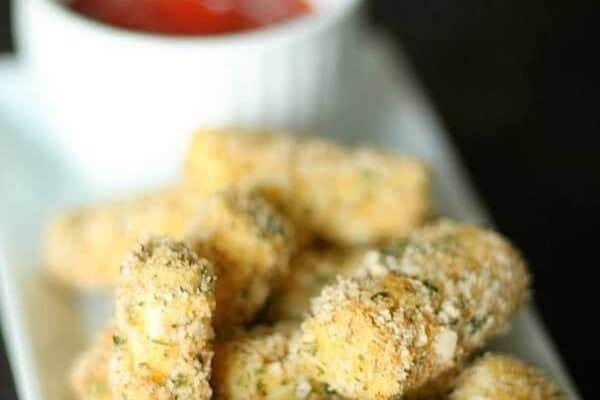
<box><xmin>0</xmin><ymin>34</ymin><xmax>581</xmax><ymax>399</ymax></box>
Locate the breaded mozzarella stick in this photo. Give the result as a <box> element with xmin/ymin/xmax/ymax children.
<box><xmin>184</xmin><ymin>129</ymin><xmax>431</xmax><ymax>246</ymax></box>
<box><xmin>362</xmin><ymin>220</ymin><xmax>529</xmax><ymax>356</ymax></box>
<box><xmin>109</xmin><ymin>237</ymin><xmax>216</xmax><ymax>400</ymax></box>
<box><xmin>45</xmin><ymin>190</ymin><xmax>295</xmax><ymax>330</ymax></box>
<box><xmin>290</xmin><ymin>138</ymin><xmax>430</xmax><ymax>245</ymax></box>
<box><xmin>300</xmin><ymin>274</ymin><xmax>454</xmax><ymax>400</ymax></box>
<box><xmin>450</xmin><ymin>353</ymin><xmax>562</xmax><ymax>400</ymax></box>
<box><xmin>263</xmin><ymin>246</ymin><xmax>365</xmax><ymax>322</ymax></box>
<box><xmin>184</xmin><ymin>129</ymin><xmax>295</xmax><ymax>202</ymax></box>
<box><xmin>186</xmin><ymin>190</ymin><xmax>295</xmax><ymax>330</ymax></box>
<box><xmin>213</xmin><ymin>322</ymin><xmax>343</xmax><ymax>400</ymax></box>
<box><xmin>45</xmin><ymin>189</ymin><xmax>188</xmax><ymax>289</ymax></box>
<box><xmin>300</xmin><ymin>221</ymin><xmax>529</xmax><ymax>399</ymax></box>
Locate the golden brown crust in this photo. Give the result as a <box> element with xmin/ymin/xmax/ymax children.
<box><xmin>299</xmin><ymin>221</ymin><xmax>529</xmax><ymax>399</ymax></box>
<box><xmin>109</xmin><ymin>237</ymin><xmax>216</xmax><ymax>400</ymax></box>
<box><xmin>56</xmin><ymin>132</ymin><xmax>541</xmax><ymax>400</ymax></box>
<box><xmin>263</xmin><ymin>246</ymin><xmax>366</xmax><ymax>322</ymax></box>
<box><xmin>183</xmin><ymin>129</ymin><xmax>431</xmax><ymax>246</ymax></box>
<box><xmin>212</xmin><ymin>322</ymin><xmax>301</xmax><ymax>400</ymax></box>
<box><xmin>186</xmin><ymin>190</ymin><xmax>296</xmax><ymax>331</ymax></box>
<box><xmin>450</xmin><ymin>353</ymin><xmax>563</xmax><ymax>400</ymax></box>
<box><xmin>212</xmin><ymin>322</ymin><xmax>343</xmax><ymax>400</ymax></box>
<box><xmin>45</xmin><ymin>188</ymin><xmax>295</xmax><ymax>331</ymax></box>
<box><xmin>289</xmin><ymin>138</ymin><xmax>431</xmax><ymax>245</ymax></box>
<box><xmin>44</xmin><ymin>189</ymin><xmax>189</xmax><ymax>289</ymax></box>
<box><xmin>365</xmin><ymin>219</ymin><xmax>530</xmax><ymax>356</ymax></box>
<box><xmin>184</xmin><ymin>128</ymin><xmax>295</xmax><ymax>201</ymax></box>
<box><xmin>300</xmin><ymin>275</ymin><xmax>454</xmax><ymax>400</ymax></box>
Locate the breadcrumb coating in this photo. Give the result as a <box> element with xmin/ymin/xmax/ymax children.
<box><xmin>45</xmin><ymin>189</ymin><xmax>189</xmax><ymax>289</ymax></box>
<box><xmin>364</xmin><ymin>219</ymin><xmax>530</xmax><ymax>356</ymax></box>
<box><xmin>301</xmin><ymin>275</ymin><xmax>454</xmax><ymax>400</ymax></box>
<box><xmin>109</xmin><ymin>237</ymin><xmax>216</xmax><ymax>400</ymax></box>
<box><xmin>290</xmin><ymin>138</ymin><xmax>431</xmax><ymax>245</ymax></box>
<box><xmin>212</xmin><ymin>322</ymin><xmax>343</xmax><ymax>400</ymax></box>
<box><xmin>45</xmin><ymin>188</ymin><xmax>295</xmax><ymax>330</ymax></box>
<box><xmin>264</xmin><ymin>246</ymin><xmax>366</xmax><ymax>322</ymax></box>
<box><xmin>184</xmin><ymin>129</ymin><xmax>431</xmax><ymax>246</ymax></box>
<box><xmin>450</xmin><ymin>353</ymin><xmax>563</xmax><ymax>400</ymax></box>
<box><xmin>70</xmin><ymin>323</ymin><xmax>114</xmax><ymax>400</ymax></box>
<box><xmin>300</xmin><ymin>221</ymin><xmax>529</xmax><ymax>399</ymax></box>
<box><xmin>186</xmin><ymin>190</ymin><xmax>296</xmax><ymax>331</ymax></box>
<box><xmin>184</xmin><ymin>128</ymin><xmax>295</xmax><ymax>202</ymax></box>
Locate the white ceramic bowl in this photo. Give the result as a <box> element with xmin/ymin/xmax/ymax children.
<box><xmin>13</xmin><ymin>0</ymin><xmax>362</xmax><ymax>194</ymax></box>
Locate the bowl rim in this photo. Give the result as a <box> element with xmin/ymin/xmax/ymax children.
<box><xmin>21</xmin><ymin>0</ymin><xmax>362</xmax><ymax>48</ymax></box>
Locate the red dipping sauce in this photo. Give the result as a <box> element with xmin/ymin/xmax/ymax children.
<box><xmin>69</xmin><ymin>0</ymin><xmax>312</xmax><ymax>35</ymax></box>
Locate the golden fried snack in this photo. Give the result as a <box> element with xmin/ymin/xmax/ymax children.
<box><xmin>45</xmin><ymin>189</ymin><xmax>295</xmax><ymax>329</ymax></box>
<box><xmin>186</xmin><ymin>190</ymin><xmax>296</xmax><ymax>331</ymax></box>
<box><xmin>184</xmin><ymin>128</ymin><xmax>295</xmax><ymax>201</ymax></box>
<box><xmin>183</xmin><ymin>128</ymin><xmax>314</xmax><ymax>244</ymax></box>
<box><xmin>212</xmin><ymin>322</ymin><xmax>343</xmax><ymax>400</ymax></box>
<box><xmin>70</xmin><ymin>323</ymin><xmax>114</xmax><ymax>400</ymax></box>
<box><xmin>109</xmin><ymin>237</ymin><xmax>216</xmax><ymax>400</ymax></box>
<box><xmin>184</xmin><ymin>130</ymin><xmax>431</xmax><ymax>246</ymax></box>
<box><xmin>45</xmin><ymin>189</ymin><xmax>189</xmax><ymax>289</ymax></box>
<box><xmin>450</xmin><ymin>353</ymin><xmax>562</xmax><ymax>400</ymax></box>
<box><xmin>290</xmin><ymin>138</ymin><xmax>431</xmax><ymax>245</ymax></box>
<box><xmin>364</xmin><ymin>220</ymin><xmax>530</xmax><ymax>356</ymax></box>
<box><xmin>212</xmin><ymin>322</ymin><xmax>301</xmax><ymax>400</ymax></box>
<box><xmin>263</xmin><ymin>246</ymin><xmax>366</xmax><ymax>322</ymax></box>
<box><xmin>300</xmin><ymin>274</ymin><xmax>454</xmax><ymax>400</ymax></box>
<box><xmin>300</xmin><ymin>221</ymin><xmax>529</xmax><ymax>399</ymax></box>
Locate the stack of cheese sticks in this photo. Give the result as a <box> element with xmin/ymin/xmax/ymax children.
<box><xmin>43</xmin><ymin>129</ymin><xmax>560</xmax><ymax>400</ymax></box>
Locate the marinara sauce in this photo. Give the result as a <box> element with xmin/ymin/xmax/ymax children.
<box><xmin>69</xmin><ymin>0</ymin><xmax>312</xmax><ymax>35</ymax></box>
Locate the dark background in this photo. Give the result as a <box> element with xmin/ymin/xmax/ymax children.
<box><xmin>1</xmin><ymin>1</ymin><xmax>598</xmax><ymax>398</ymax></box>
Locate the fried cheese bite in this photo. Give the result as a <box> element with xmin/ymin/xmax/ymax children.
<box><xmin>109</xmin><ymin>237</ymin><xmax>216</xmax><ymax>400</ymax></box>
<box><xmin>300</xmin><ymin>274</ymin><xmax>454</xmax><ymax>400</ymax></box>
<box><xmin>184</xmin><ymin>128</ymin><xmax>295</xmax><ymax>201</ymax></box>
<box><xmin>70</xmin><ymin>323</ymin><xmax>114</xmax><ymax>400</ymax></box>
<box><xmin>212</xmin><ymin>322</ymin><xmax>343</xmax><ymax>400</ymax></box>
<box><xmin>289</xmin><ymin>138</ymin><xmax>431</xmax><ymax>245</ymax></box>
<box><xmin>45</xmin><ymin>189</ymin><xmax>189</xmax><ymax>289</ymax></box>
<box><xmin>186</xmin><ymin>190</ymin><xmax>296</xmax><ymax>331</ymax></box>
<box><xmin>263</xmin><ymin>246</ymin><xmax>366</xmax><ymax>322</ymax></box>
<box><xmin>300</xmin><ymin>221</ymin><xmax>529</xmax><ymax>399</ymax></box>
<box><xmin>183</xmin><ymin>129</ymin><xmax>307</xmax><ymax>243</ymax></box>
<box><xmin>212</xmin><ymin>322</ymin><xmax>301</xmax><ymax>400</ymax></box>
<box><xmin>450</xmin><ymin>353</ymin><xmax>562</xmax><ymax>400</ymax></box>
<box><xmin>45</xmin><ymin>189</ymin><xmax>295</xmax><ymax>330</ymax></box>
<box><xmin>364</xmin><ymin>220</ymin><xmax>530</xmax><ymax>356</ymax></box>
<box><xmin>184</xmin><ymin>130</ymin><xmax>431</xmax><ymax>246</ymax></box>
